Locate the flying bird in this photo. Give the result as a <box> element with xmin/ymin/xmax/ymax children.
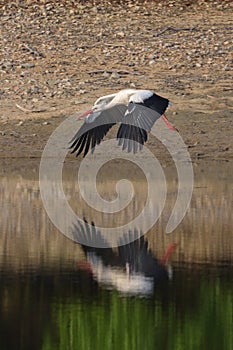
<box><xmin>69</xmin><ymin>89</ymin><xmax>178</xmax><ymax>157</ymax></box>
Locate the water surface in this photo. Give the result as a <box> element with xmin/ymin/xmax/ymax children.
<box><xmin>0</xmin><ymin>160</ymin><xmax>232</xmax><ymax>350</ymax></box>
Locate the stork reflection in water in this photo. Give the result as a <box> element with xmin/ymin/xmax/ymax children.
<box><xmin>74</xmin><ymin>219</ymin><xmax>177</xmax><ymax>296</ymax></box>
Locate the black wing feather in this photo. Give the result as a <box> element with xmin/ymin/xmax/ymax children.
<box><xmin>117</xmin><ymin>99</ymin><xmax>168</xmax><ymax>152</ymax></box>
<box><xmin>69</xmin><ymin>104</ymin><xmax>127</xmax><ymax>157</ymax></box>
<box><xmin>143</xmin><ymin>93</ymin><xmax>169</xmax><ymax>115</ymax></box>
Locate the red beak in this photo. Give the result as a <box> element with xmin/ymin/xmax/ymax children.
<box><xmin>161</xmin><ymin>114</ymin><xmax>179</xmax><ymax>132</ymax></box>
<box><xmin>77</xmin><ymin>260</ymin><xmax>93</xmax><ymax>274</ymax></box>
<box><xmin>77</xmin><ymin>109</ymin><xmax>93</xmax><ymax>119</ymax></box>
<box><xmin>160</xmin><ymin>243</ymin><xmax>177</xmax><ymax>265</ymax></box>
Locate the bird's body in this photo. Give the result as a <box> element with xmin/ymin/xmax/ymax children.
<box><xmin>70</xmin><ymin>89</ymin><xmax>177</xmax><ymax>157</ymax></box>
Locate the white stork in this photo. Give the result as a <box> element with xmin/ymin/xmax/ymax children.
<box><xmin>69</xmin><ymin>89</ymin><xmax>178</xmax><ymax>157</ymax></box>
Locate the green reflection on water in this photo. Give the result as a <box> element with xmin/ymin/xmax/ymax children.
<box><xmin>40</xmin><ymin>272</ymin><xmax>232</xmax><ymax>350</ymax></box>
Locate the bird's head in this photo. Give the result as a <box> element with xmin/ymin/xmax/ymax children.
<box><xmin>76</xmin><ymin>104</ymin><xmax>102</xmax><ymax>123</ymax></box>
<box><xmin>76</xmin><ymin>92</ymin><xmax>119</xmax><ymax>121</ymax></box>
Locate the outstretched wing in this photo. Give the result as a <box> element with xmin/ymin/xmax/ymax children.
<box><xmin>117</xmin><ymin>92</ymin><xmax>169</xmax><ymax>153</ymax></box>
<box><xmin>72</xmin><ymin>218</ymin><xmax>108</xmax><ymax>248</ymax></box>
<box><xmin>116</xmin><ymin>103</ymin><xmax>161</xmax><ymax>153</ymax></box>
<box><xmin>69</xmin><ymin>104</ymin><xmax>127</xmax><ymax>157</ymax></box>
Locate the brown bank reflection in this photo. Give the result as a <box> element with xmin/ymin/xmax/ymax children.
<box><xmin>0</xmin><ymin>160</ymin><xmax>232</xmax><ymax>269</ymax></box>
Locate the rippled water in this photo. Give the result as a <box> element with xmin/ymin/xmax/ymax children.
<box><xmin>0</xmin><ymin>160</ymin><xmax>232</xmax><ymax>350</ymax></box>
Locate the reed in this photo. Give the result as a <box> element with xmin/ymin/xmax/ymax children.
<box><xmin>0</xmin><ymin>162</ymin><xmax>232</xmax><ymax>270</ymax></box>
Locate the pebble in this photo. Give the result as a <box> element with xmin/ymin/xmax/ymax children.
<box><xmin>149</xmin><ymin>59</ymin><xmax>156</xmax><ymax>65</ymax></box>
<box><xmin>110</xmin><ymin>72</ymin><xmax>120</xmax><ymax>79</ymax></box>
<box><xmin>20</xmin><ymin>63</ymin><xmax>35</xmax><ymax>69</ymax></box>
<box><xmin>116</xmin><ymin>31</ymin><xmax>125</xmax><ymax>38</ymax></box>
